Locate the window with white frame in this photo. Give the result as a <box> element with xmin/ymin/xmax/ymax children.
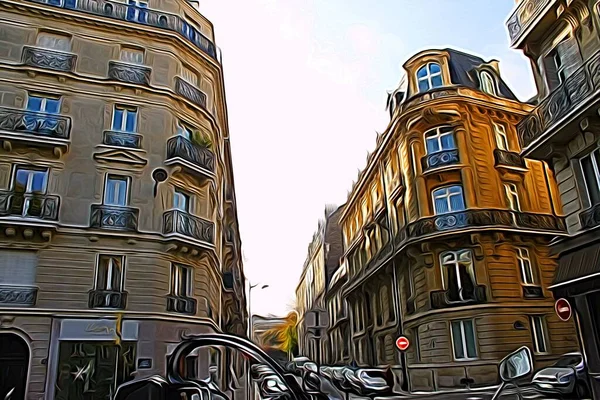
<box><xmin>95</xmin><ymin>255</ymin><xmax>125</xmax><ymax>292</ymax></box>
<box><xmin>416</xmin><ymin>62</ymin><xmax>443</xmax><ymax>92</ymax></box>
<box><xmin>480</xmin><ymin>71</ymin><xmax>496</xmax><ymax>96</ymax></box>
<box><xmin>120</xmin><ymin>46</ymin><xmax>144</xmax><ymax>64</ymax></box>
<box><xmin>181</xmin><ymin>65</ymin><xmax>199</xmax><ymax>86</ymax></box>
<box><xmin>36</xmin><ymin>31</ymin><xmax>71</xmax><ymax>52</ymax></box>
<box><xmin>173</xmin><ymin>189</ymin><xmax>190</xmax><ymax>212</ymax></box>
<box><xmin>170</xmin><ymin>263</ymin><xmax>193</xmax><ymax>297</ymax></box>
<box><xmin>12</xmin><ymin>167</ymin><xmax>49</xmax><ymax>217</ymax></box>
<box><xmin>425</xmin><ymin>126</ymin><xmax>455</xmax><ymax>154</ymax></box>
<box><xmin>504</xmin><ymin>183</ymin><xmax>521</xmax><ymax>212</ymax></box>
<box><xmin>580</xmin><ymin>148</ymin><xmax>600</xmax><ymax>207</ymax></box>
<box><xmin>104</xmin><ymin>175</ymin><xmax>129</xmax><ymax>206</ymax></box>
<box><xmin>517</xmin><ymin>247</ymin><xmax>536</xmax><ymax>285</ymax></box>
<box><xmin>440</xmin><ymin>250</ymin><xmax>477</xmax><ymax>302</ymax></box>
<box><xmin>26</xmin><ymin>93</ymin><xmax>60</xmax><ymax>114</ymax></box>
<box><xmin>177</xmin><ymin>121</ymin><xmax>194</xmax><ymax>140</ymax></box>
<box><xmin>112</xmin><ymin>105</ymin><xmax>137</xmax><ymax>133</ymax></box>
<box><xmin>126</xmin><ymin>0</ymin><xmax>148</xmax><ymax>22</ymax></box>
<box><xmin>451</xmin><ymin>319</ymin><xmax>478</xmax><ymax>360</ymax></box>
<box><xmin>494</xmin><ymin>123</ymin><xmax>509</xmax><ymax>151</ymax></box>
<box><xmin>530</xmin><ymin>315</ymin><xmax>549</xmax><ymax>354</ymax></box>
<box><xmin>432</xmin><ymin>185</ymin><xmax>466</xmax><ymax>215</ymax></box>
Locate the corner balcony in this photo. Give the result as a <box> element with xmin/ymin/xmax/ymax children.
<box><xmin>0</xmin><ymin>191</ymin><xmax>60</xmax><ymax>221</ymax></box>
<box><xmin>493</xmin><ymin>149</ymin><xmax>527</xmax><ymax>170</ymax></box>
<box><xmin>165</xmin><ymin>136</ymin><xmax>215</xmax><ymax>178</ymax></box>
<box><xmin>108</xmin><ymin>61</ymin><xmax>151</xmax><ymax>86</ymax></box>
<box><xmin>0</xmin><ymin>285</ymin><xmax>38</xmax><ymax>306</ymax></box>
<box><xmin>517</xmin><ymin>50</ymin><xmax>600</xmax><ymax>158</ymax></box>
<box><xmin>430</xmin><ymin>285</ymin><xmax>487</xmax><ymax>310</ymax></box>
<box><xmin>0</xmin><ymin>106</ymin><xmax>71</xmax><ymax>152</ymax></box>
<box><xmin>102</xmin><ymin>130</ymin><xmax>142</xmax><ymax>149</ymax></box>
<box><xmin>506</xmin><ymin>0</ymin><xmax>557</xmax><ymax>48</ymax></box>
<box><xmin>89</xmin><ymin>204</ymin><xmax>139</xmax><ymax>232</ymax></box>
<box><xmin>22</xmin><ymin>46</ymin><xmax>76</xmax><ymax>72</ymax></box>
<box><xmin>175</xmin><ymin>77</ymin><xmax>208</xmax><ymax>109</ymax></box>
<box><xmin>163</xmin><ymin>209</ymin><xmax>215</xmax><ymax>246</ymax></box>
<box><xmin>88</xmin><ymin>289</ymin><xmax>127</xmax><ymax>309</ymax></box>
<box><xmin>421</xmin><ymin>149</ymin><xmax>459</xmax><ymax>172</ymax></box>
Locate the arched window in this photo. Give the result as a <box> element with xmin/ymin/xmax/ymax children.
<box><xmin>416</xmin><ymin>62</ymin><xmax>443</xmax><ymax>92</ymax></box>
<box><xmin>440</xmin><ymin>249</ymin><xmax>476</xmax><ymax>302</ymax></box>
<box><xmin>480</xmin><ymin>71</ymin><xmax>496</xmax><ymax>95</ymax></box>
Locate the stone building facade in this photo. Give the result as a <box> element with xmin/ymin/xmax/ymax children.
<box><xmin>0</xmin><ymin>0</ymin><xmax>246</xmax><ymax>399</ymax></box>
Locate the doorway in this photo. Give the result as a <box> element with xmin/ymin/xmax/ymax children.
<box><xmin>0</xmin><ymin>333</ymin><xmax>30</xmax><ymax>400</ymax></box>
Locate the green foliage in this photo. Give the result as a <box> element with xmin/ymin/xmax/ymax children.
<box><xmin>261</xmin><ymin>312</ymin><xmax>299</xmax><ymax>356</ymax></box>
<box><xmin>191</xmin><ymin>130</ymin><xmax>213</xmax><ymax>149</ymax></box>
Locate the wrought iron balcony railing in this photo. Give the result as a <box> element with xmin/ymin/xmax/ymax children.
<box><xmin>163</xmin><ymin>209</ymin><xmax>215</xmax><ymax>245</ymax></box>
<box><xmin>506</xmin><ymin>0</ymin><xmax>556</xmax><ymax>47</ymax></box>
<box><xmin>522</xmin><ymin>285</ymin><xmax>544</xmax><ymax>299</ymax></box>
<box><xmin>175</xmin><ymin>77</ymin><xmax>208</xmax><ymax>109</ymax></box>
<box><xmin>90</xmin><ymin>204</ymin><xmax>139</xmax><ymax>232</ymax></box>
<box><xmin>494</xmin><ymin>149</ymin><xmax>527</xmax><ymax>169</ymax></box>
<box><xmin>88</xmin><ymin>289</ymin><xmax>127</xmax><ymax>309</ymax></box>
<box><xmin>430</xmin><ymin>285</ymin><xmax>487</xmax><ymax>309</ymax></box>
<box><xmin>22</xmin><ymin>46</ymin><xmax>77</xmax><ymax>72</ymax></box>
<box><xmin>108</xmin><ymin>61</ymin><xmax>151</xmax><ymax>86</ymax></box>
<box><xmin>28</xmin><ymin>0</ymin><xmax>217</xmax><ymax>60</ymax></box>
<box><xmin>0</xmin><ymin>285</ymin><xmax>38</xmax><ymax>306</ymax></box>
<box><xmin>0</xmin><ymin>191</ymin><xmax>60</xmax><ymax>220</ymax></box>
<box><xmin>0</xmin><ymin>106</ymin><xmax>71</xmax><ymax>144</ymax></box>
<box><xmin>421</xmin><ymin>149</ymin><xmax>460</xmax><ymax>172</ymax></box>
<box><xmin>166</xmin><ymin>295</ymin><xmax>197</xmax><ymax>315</ymax></box>
<box><xmin>166</xmin><ymin>136</ymin><xmax>215</xmax><ymax>174</ymax></box>
<box><xmin>580</xmin><ymin>203</ymin><xmax>600</xmax><ymax>230</ymax></box>
<box><xmin>103</xmin><ymin>130</ymin><xmax>142</xmax><ymax>149</ymax></box>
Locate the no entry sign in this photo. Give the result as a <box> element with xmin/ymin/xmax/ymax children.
<box><xmin>555</xmin><ymin>298</ymin><xmax>572</xmax><ymax>322</ymax></box>
<box><xmin>396</xmin><ymin>336</ymin><xmax>410</xmax><ymax>351</ymax></box>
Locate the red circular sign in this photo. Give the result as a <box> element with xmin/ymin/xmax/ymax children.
<box><xmin>396</xmin><ymin>336</ymin><xmax>410</xmax><ymax>351</ymax></box>
<box><xmin>555</xmin><ymin>298</ymin><xmax>572</xmax><ymax>322</ymax></box>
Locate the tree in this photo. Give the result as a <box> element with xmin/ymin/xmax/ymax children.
<box><xmin>261</xmin><ymin>312</ymin><xmax>299</xmax><ymax>359</ymax></box>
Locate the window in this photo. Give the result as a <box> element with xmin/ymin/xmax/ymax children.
<box><xmin>530</xmin><ymin>316</ymin><xmax>548</xmax><ymax>354</ymax></box>
<box><xmin>580</xmin><ymin>148</ymin><xmax>600</xmax><ymax>207</ymax></box>
<box><xmin>432</xmin><ymin>185</ymin><xmax>466</xmax><ymax>214</ymax></box>
<box><xmin>104</xmin><ymin>175</ymin><xmax>129</xmax><ymax>206</ymax></box>
<box><xmin>174</xmin><ymin>190</ymin><xmax>190</xmax><ymax>212</ymax></box>
<box><xmin>441</xmin><ymin>250</ymin><xmax>476</xmax><ymax>302</ymax></box>
<box><xmin>120</xmin><ymin>47</ymin><xmax>144</xmax><ymax>64</ymax></box>
<box><xmin>11</xmin><ymin>167</ymin><xmax>49</xmax><ymax>217</ymax></box>
<box><xmin>112</xmin><ymin>105</ymin><xmax>137</xmax><ymax>133</ymax></box>
<box><xmin>542</xmin><ymin>36</ymin><xmax>581</xmax><ymax>91</ymax></box>
<box><xmin>494</xmin><ymin>123</ymin><xmax>509</xmax><ymax>151</ymax></box>
<box><xmin>417</xmin><ymin>62</ymin><xmax>443</xmax><ymax>92</ymax></box>
<box><xmin>95</xmin><ymin>255</ymin><xmax>124</xmax><ymax>291</ymax></box>
<box><xmin>26</xmin><ymin>94</ymin><xmax>60</xmax><ymax>114</ymax></box>
<box><xmin>170</xmin><ymin>263</ymin><xmax>193</xmax><ymax>297</ymax></box>
<box><xmin>181</xmin><ymin>66</ymin><xmax>199</xmax><ymax>86</ymax></box>
<box><xmin>451</xmin><ymin>319</ymin><xmax>477</xmax><ymax>360</ymax></box>
<box><xmin>517</xmin><ymin>247</ymin><xmax>536</xmax><ymax>285</ymax></box>
<box><xmin>177</xmin><ymin>121</ymin><xmax>193</xmax><ymax>140</ymax></box>
<box><xmin>480</xmin><ymin>71</ymin><xmax>496</xmax><ymax>95</ymax></box>
<box><xmin>36</xmin><ymin>32</ymin><xmax>71</xmax><ymax>52</ymax></box>
<box><xmin>126</xmin><ymin>0</ymin><xmax>148</xmax><ymax>22</ymax></box>
<box><xmin>425</xmin><ymin>126</ymin><xmax>455</xmax><ymax>154</ymax></box>
<box><xmin>504</xmin><ymin>183</ymin><xmax>521</xmax><ymax>211</ymax></box>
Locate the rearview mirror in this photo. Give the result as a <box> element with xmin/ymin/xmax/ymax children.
<box><xmin>499</xmin><ymin>346</ymin><xmax>533</xmax><ymax>382</ymax></box>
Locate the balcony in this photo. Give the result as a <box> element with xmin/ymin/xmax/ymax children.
<box><xmin>493</xmin><ymin>149</ymin><xmax>527</xmax><ymax>170</ymax></box>
<box><xmin>163</xmin><ymin>209</ymin><xmax>215</xmax><ymax>245</ymax></box>
<box><xmin>166</xmin><ymin>295</ymin><xmax>197</xmax><ymax>315</ymax></box>
<box><xmin>175</xmin><ymin>77</ymin><xmax>208</xmax><ymax>109</ymax></box>
<box><xmin>165</xmin><ymin>136</ymin><xmax>215</xmax><ymax>176</ymax></box>
<box><xmin>517</xmin><ymin>50</ymin><xmax>600</xmax><ymax>157</ymax></box>
<box><xmin>88</xmin><ymin>289</ymin><xmax>127</xmax><ymax>309</ymax></box>
<box><xmin>430</xmin><ymin>285</ymin><xmax>487</xmax><ymax>309</ymax></box>
<box><xmin>0</xmin><ymin>285</ymin><xmax>38</xmax><ymax>306</ymax></box>
<box><xmin>0</xmin><ymin>191</ymin><xmax>60</xmax><ymax>221</ymax></box>
<box><xmin>0</xmin><ymin>106</ymin><xmax>71</xmax><ymax>150</ymax></box>
<box><xmin>27</xmin><ymin>0</ymin><xmax>217</xmax><ymax>60</ymax></box>
<box><xmin>22</xmin><ymin>46</ymin><xmax>76</xmax><ymax>72</ymax></box>
<box><xmin>506</xmin><ymin>0</ymin><xmax>557</xmax><ymax>47</ymax></box>
<box><xmin>102</xmin><ymin>130</ymin><xmax>142</xmax><ymax>149</ymax></box>
<box><xmin>408</xmin><ymin>209</ymin><xmax>566</xmax><ymax>238</ymax></box>
<box><xmin>522</xmin><ymin>285</ymin><xmax>544</xmax><ymax>299</ymax></box>
<box><xmin>421</xmin><ymin>149</ymin><xmax>459</xmax><ymax>172</ymax></box>
<box><xmin>90</xmin><ymin>204</ymin><xmax>139</xmax><ymax>232</ymax></box>
<box><xmin>108</xmin><ymin>61</ymin><xmax>151</xmax><ymax>86</ymax></box>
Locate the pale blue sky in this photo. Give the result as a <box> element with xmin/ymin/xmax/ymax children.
<box><xmin>201</xmin><ymin>0</ymin><xmax>537</xmax><ymax>316</ymax></box>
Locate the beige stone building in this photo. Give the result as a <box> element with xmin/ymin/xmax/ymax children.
<box><xmin>0</xmin><ymin>0</ymin><xmax>247</xmax><ymax>399</ymax></box>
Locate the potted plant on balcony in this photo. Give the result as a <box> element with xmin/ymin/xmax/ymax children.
<box><xmin>191</xmin><ymin>130</ymin><xmax>213</xmax><ymax>149</ymax></box>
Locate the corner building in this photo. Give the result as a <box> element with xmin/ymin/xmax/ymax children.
<box><xmin>339</xmin><ymin>48</ymin><xmax>579</xmax><ymax>392</ymax></box>
<box><xmin>0</xmin><ymin>0</ymin><xmax>247</xmax><ymax>399</ymax></box>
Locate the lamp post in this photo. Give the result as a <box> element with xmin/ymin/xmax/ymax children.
<box><xmin>246</xmin><ymin>282</ymin><xmax>268</xmax><ymax>400</ymax></box>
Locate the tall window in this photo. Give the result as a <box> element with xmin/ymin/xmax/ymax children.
<box><xmin>170</xmin><ymin>264</ymin><xmax>193</xmax><ymax>297</ymax></box>
<box><xmin>432</xmin><ymin>185</ymin><xmax>466</xmax><ymax>215</ymax></box>
<box><xmin>181</xmin><ymin>65</ymin><xmax>199</xmax><ymax>86</ymax></box>
<box><xmin>480</xmin><ymin>71</ymin><xmax>496</xmax><ymax>95</ymax></box>
<box><xmin>440</xmin><ymin>250</ymin><xmax>476</xmax><ymax>302</ymax></box>
<box><xmin>494</xmin><ymin>123</ymin><xmax>509</xmax><ymax>151</ymax></box>
<box><xmin>530</xmin><ymin>316</ymin><xmax>548</xmax><ymax>354</ymax></box>
<box><xmin>36</xmin><ymin>32</ymin><xmax>71</xmax><ymax>52</ymax></box>
<box><xmin>580</xmin><ymin>148</ymin><xmax>600</xmax><ymax>207</ymax></box>
<box><xmin>27</xmin><ymin>94</ymin><xmax>60</xmax><ymax>114</ymax></box>
<box><xmin>424</xmin><ymin>126</ymin><xmax>455</xmax><ymax>154</ymax></box>
<box><xmin>12</xmin><ymin>167</ymin><xmax>48</xmax><ymax>217</ymax></box>
<box><xmin>451</xmin><ymin>319</ymin><xmax>477</xmax><ymax>360</ymax></box>
<box><xmin>504</xmin><ymin>183</ymin><xmax>521</xmax><ymax>211</ymax></box>
<box><xmin>112</xmin><ymin>105</ymin><xmax>137</xmax><ymax>133</ymax></box>
<box><xmin>104</xmin><ymin>175</ymin><xmax>129</xmax><ymax>206</ymax></box>
<box><xmin>542</xmin><ymin>36</ymin><xmax>581</xmax><ymax>91</ymax></box>
<box><xmin>517</xmin><ymin>247</ymin><xmax>536</xmax><ymax>285</ymax></box>
<box><xmin>120</xmin><ymin>47</ymin><xmax>144</xmax><ymax>64</ymax></box>
<box><xmin>173</xmin><ymin>190</ymin><xmax>190</xmax><ymax>212</ymax></box>
<box><xmin>95</xmin><ymin>255</ymin><xmax>124</xmax><ymax>291</ymax></box>
<box><xmin>177</xmin><ymin>121</ymin><xmax>193</xmax><ymax>140</ymax></box>
<box><xmin>416</xmin><ymin>62</ymin><xmax>443</xmax><ymax>92</ymax></box>
<box><xmin>126</xmin><ymin>0</ymin><xmax>148</xmax><ymax>23</ymax></box>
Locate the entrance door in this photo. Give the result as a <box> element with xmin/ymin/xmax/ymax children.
<box><xmin>0</xmin><ymin>333</ymin><xmax>29</xmax><ymax>400</ymax></box>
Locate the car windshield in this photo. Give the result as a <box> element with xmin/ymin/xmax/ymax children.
<box><xmin>554</xmin><ymin>355</ymin><xmax>582</xmax><ymax>367</ymax></box>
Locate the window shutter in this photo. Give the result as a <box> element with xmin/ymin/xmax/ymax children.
<box><xmin>558</xmin><ymin>36</ymin><xmax>583</xmax><ymax>78</ymax></box>
<box><xmin>0</xmin><ymin>250</ymin><xmax>37</xmax><ymax>285</ymax></box>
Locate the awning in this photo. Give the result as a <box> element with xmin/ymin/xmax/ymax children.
<box><xmin>551</xmin><ymin>241</ymin><xmax>600</xmax><ymax>288</ymax></box>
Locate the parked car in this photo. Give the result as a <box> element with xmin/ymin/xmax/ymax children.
<box><xmin>532</xmin><ymin>352</ymin><xmax>591</xmax><ymax>398</ymax></box>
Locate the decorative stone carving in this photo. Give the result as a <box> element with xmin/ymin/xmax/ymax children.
<box><xmin>89</xmin><ymin>204</ymin><xmax>139</xmax><ymax>232</ymax></box>
<box><xmin>421</xmin><ymin>149</ymin><xmax>460</xmax><ymax>171</ymax></box>
<box><xmin>163</xmin><ymin>209</ymin><xmax>215</xmax><ymax>245</ymax></box>
<box><xmin>102</xmin><ymin>130</ymin><xmax>142</xmax><ymax>149</ymax></box>
<box><xmin>0</xmin><ymin>191</ymin><xmax>60</xmax><ymax>220</ymax></box>
<box><xmin>166</xmin><ymin>136</ymin><xmax>215</xmax><ymax>173</ymax></box>
<box><xmin>0</xmin><ymin>285</ymin><xmax>38</xmax><ymax>306</ymax></box>
<box><xmin>0</xmin><ymin>106</ymin><xmax>71</xmax><ymax>140</ymax></box>
<box><xmin>175</xmin><ymin>77</ymin><xmax>207</xmax><ymax>109</ymax></box>
<box><xmin>22</xmin><ymin>46</ymin><xmax>76</xmax><ymax>72</ymax></box>
<box><xmin>507</xmin><ymin>0</ymin><xmax>553</xmax><ymax>45</ymax></box>
<box><xmin>108</xmin><ymin>61</ymin><xmax>151</xmax><ymax>86</ymax></box>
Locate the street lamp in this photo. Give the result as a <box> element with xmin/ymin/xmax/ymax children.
<box><xmin>246</xmin><ymin>282</ymin><xmax>268</xmax><ymax>400</ymax></box>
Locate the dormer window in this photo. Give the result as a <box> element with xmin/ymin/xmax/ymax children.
<box><xmin>417</xmin><ymin>62</ymin><xmax>443</xmax><ymax>93</ymax></box>
<box><xmin>480</xmin><ymin>71</ymin><xmax>496</xmax><ymax>96</ymax></box>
